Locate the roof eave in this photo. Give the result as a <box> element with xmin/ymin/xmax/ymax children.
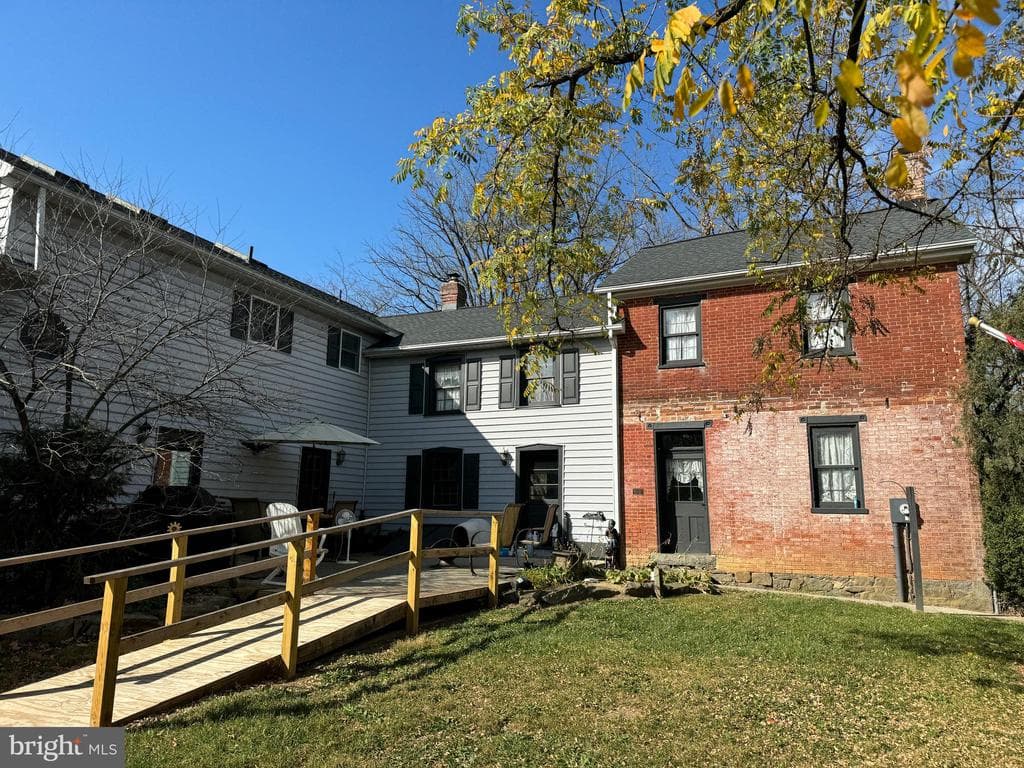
<box><xmin>365</xmin><ymin>323</ymin><xmax>623</xmax><ymax>357</ymax></box>
<box><xmin>600</xmin><ymin>239</ymin><xmax>976</xmax><ymax>299</ymax></box>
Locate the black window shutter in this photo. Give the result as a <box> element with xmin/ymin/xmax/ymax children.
<box><xmin>408</xmin><ymin>363</ymin><xmax>425</xmax><ymax>415</ymax></box>
<box><xmin>276</xmin><ymin>309</ymin><xmax>294</xmax><ymax>353</ymax></box>
<box><xmin>404</xmin><ymin>455</ymin><xmax>422</xmax><ymax>509</ymax></box>
<box><xmin>561</xmin><ymin>349</ymin><xmax>580</xmax><ymax>405</ymax></box>
<box><xmin>326</xmin><ymin>326</ymin><xmax>341</xmax><ymax>368</ymax></box>
<box><xmin>230</xmin><ymin>292</ymin><xmax>250</xmax><ymax>339</ymax></box>
<box><xmin>465</xmin><ymin>359</ymin><xmax>482</xmax><ymax>411</ymax></box>
<box><xmin>498</xmin><ymin>356</ymin><xmax>516</xmax><ymax>409</ymax></box>
<box><xmin>462</xmin><ymin>453</ymin><xmax>480</xmax><ymax>510</ymax></box>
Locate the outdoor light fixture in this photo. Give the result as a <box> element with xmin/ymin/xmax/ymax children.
<box><xmin>336</xmin><ymin>449</ymin><xmax>346</xmax><ymax>466</ymax></box>
<box><xmin>135</xmin><ymin>419</ymin><xmax>152</xmax><ymax>444</ymax></box>
<box><xmin>499</xmin><ymin>450</ymin><xmax>512</xmax><ymax>466</ymax></box>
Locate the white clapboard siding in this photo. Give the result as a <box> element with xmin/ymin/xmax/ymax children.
<box><xmin>0</xmin><ymin>191</ymin><xmax>379</xmax><ymax>512</ymax></box>
<box><xmin>364</xmin><ymin>342</ymin><xmax>619</xmax><ymax>544</ymax></box>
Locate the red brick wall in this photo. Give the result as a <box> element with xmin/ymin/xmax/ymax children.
<box><xmin>618</xmin><ymin>266</ymin><xmax>985</xmax><ymax>581</ymax></box>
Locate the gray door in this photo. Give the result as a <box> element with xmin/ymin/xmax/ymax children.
<box><xmin>657</xmin><ymin>431</ymin><xmax>710</xmax><ymax>554</ymax></box>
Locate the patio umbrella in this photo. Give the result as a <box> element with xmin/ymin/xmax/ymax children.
<box><xmin>243</xmin><ymin>418</ymin><xmax>379</xmax><ymax>447</ymax></box>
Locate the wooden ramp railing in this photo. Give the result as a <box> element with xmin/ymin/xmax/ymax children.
<box><xmin>0</xmin><ymin>508</ymin><xmax>504</xmax><ymax>726</ymax></box>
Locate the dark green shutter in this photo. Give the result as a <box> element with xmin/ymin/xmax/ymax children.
<box><xmin>326</xmin><ymin>326</ymin><xmax>341</xmax><ymax>367</ymax></box>
<box><xmin>276</xmin><ymin>309</ymin><xmax>294</xmax><ymax>353</ymax></box>
<box><xmin>462</xmin><ymin>453</ymin><xmax>479</xmax><ymax>510</ymax></box>
<box><xmin>230</xmin><ymin>292</ymin><xmax>250</xmax><ymax>339</ymax></box>
<box><xmin>465</xmin><ymin>359</ymin><xmax>482</xmax><ymax>411</ymax></box>
<box><xmin>408</xmin><ymin>363</ymin><xmax>425</xmax><ymax>414</ymax></box>
<box><xmin>404</xmin><ymin>455</ymin><xmax>421</xmax><ymax>510</ymax></box>
<box><xmin>498</xmin><ymin>356</ymin><xmax>516</xmax><ymax>409</ymax></box>
<box><xmin>561</xmin><ymin>349</ymin><xmax>579</xmax><ymax>405</ymax></box>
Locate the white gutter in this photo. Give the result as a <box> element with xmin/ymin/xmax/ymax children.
<box><xmin>364</xmin><ymin>323</ymin><xmax>625</xmax><ymax>357</ymax></box>
<box><xmin>601</xmin><ymin>239</ymin><xmax>977</xmax><ymax>297</ymax></box>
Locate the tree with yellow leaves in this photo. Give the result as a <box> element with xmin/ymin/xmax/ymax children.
<box><xmin>399</xmin><ymin>0</ymin><xmax>1022</xmax><ymax>388</ymax></box>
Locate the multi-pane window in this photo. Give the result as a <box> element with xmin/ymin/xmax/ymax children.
<box><xmin>327</xmin><ymin>327</ymin><xmax>361</xmax><ymax>372</ymax></box>
<box><xmin>423</xmin><ymin>449</ymin><xmax>461</xmax><ymax>508</ymax></box>
<box><xmin>430</xmin><ymin>361</ymin><xmax>462</xmax><ymax>413</ymax></box>
<box><xmin>249</xmin><ymin>297</ymin><xmax>279</xmax><ymax>344</ymax></box>
<box><xmin>661</xmin><ymin>303</ymin><xmax>701</xmax><ymax>364</ymax></box>
<box><xmin>804</xmin><ymin>292</ymin><xmax>852</xmax><ymax>355</ymax></box>
<box><xmin>230</xmin><ymin>292</ymin><xmax>293</xmax><ymax>353</ymax></box>
<box><xmin>340</xmin><ymin>332</ymin><xmax>360</xmax><ymax>371</ymax></box>
<box><xmin>521</xmin><ymin>356</ymin><xmax>558</xmax><ymax>406</ymax></box>
<box><xmin>808</xmin><ymin>423</ymin><xmax>864</xmax><ymax>511</ymax></box>
<box><xmin>526</xmin><ymin>455</ymin><xmax>560</xmax><ymax>501</ymax></box>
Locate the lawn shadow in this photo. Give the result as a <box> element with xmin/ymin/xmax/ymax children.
<box><xmin>858</xmin><ymin>619</ymin><xmax>1024</xmax><ymax>692</ymax></box>
<box><xmin>149</xmin><ymin>603</ymin><xmax>573</xmax><ymax>727</ymax></box>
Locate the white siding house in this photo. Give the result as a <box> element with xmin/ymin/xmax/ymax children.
<box><xmin>0</xmin><ymin>151</ymin><xmax>395</xmax><ymax>513</ymax></box>
<box><xmin>363</xmin><ymin>300</ymin><xmax>622</xmax><ymax>547</ymax></box>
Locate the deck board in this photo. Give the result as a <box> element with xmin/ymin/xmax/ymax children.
<box><xmin>0</xmin><ymin>566</ymin><xmax>501</xmax><ymax>727</ymax></box>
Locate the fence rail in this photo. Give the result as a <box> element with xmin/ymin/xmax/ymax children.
<box><xmin>0</xmin><ymin>507</ymin><xmax>505</xmax><ymax>726</ymax></box>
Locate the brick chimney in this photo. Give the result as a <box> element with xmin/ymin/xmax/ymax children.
<box><xmin>440</xmin><ymin>273</ymin><xmax>467</xmax><ymax>311</ymax></box>
<box><xmin>892</xmin><ymin>147</ymin><xmax>930</xmax><ymax>203</ymax></box>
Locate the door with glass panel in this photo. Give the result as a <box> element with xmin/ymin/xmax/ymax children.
<box><xmin>656</xmin><ymin>430</ymin><xmax>710</xmax><ymax>554</ymax></box>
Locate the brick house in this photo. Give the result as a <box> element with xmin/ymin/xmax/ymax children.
<box><xmin>600</xmin><ymin>208</ymin><xmax>990</xmax><ymax>610</ymax></box>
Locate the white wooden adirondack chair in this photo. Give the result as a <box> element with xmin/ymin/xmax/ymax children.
<box><xmin>263</xmin><ymin>502</ymin><xmax>327</xmax><ymax>586</ymax></box>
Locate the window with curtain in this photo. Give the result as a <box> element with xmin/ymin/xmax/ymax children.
<box><xmin>521</xmin><ymin>356</ymin><xmax>558</xmax><ymax>406</ymax></box>
<box><xmin>661</xmin><ymin>304</ymin><xmax>701</xmax><ymax>364</ymax></box>
<box><xmin>430</xmin><ymin>361</ymin><xmax>462</xmax><ymax>413</ymax></box>
<box><xmin>804</xmin><ymin>292</ymin><xmax>852</xmax><ymax>355</ymax></box>
<box><xmin>808</xmin><ymin>424</ymin><xmax>863</xmax><ymax>510</ymax></box>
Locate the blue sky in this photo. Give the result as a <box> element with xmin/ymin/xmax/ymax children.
<box><xmin>2</xmin><ymin>1</ymin><xmax>506</xmax><ymax>284</ymax></box>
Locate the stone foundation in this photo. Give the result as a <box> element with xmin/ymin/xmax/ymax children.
<box><xmin>705</xmin><ymin>569</ymin><xmax>993</xmax><ymax>612</ymax></box>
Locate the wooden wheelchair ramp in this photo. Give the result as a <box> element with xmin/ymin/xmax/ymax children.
<box><xmin>0</xmin><ymin>567</ymin><xmax>496</xmax><ymax>727</ymax></box>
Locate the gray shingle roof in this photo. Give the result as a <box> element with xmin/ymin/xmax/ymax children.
<box><xmin>599</xmin><ymin>206</ymin><xmax>974</xmax><ymax>290</ymax></box>
<box><xmin>375</xmin><ymin>300</ymin><xmax>607</xmax><ymax>350</ymax></box>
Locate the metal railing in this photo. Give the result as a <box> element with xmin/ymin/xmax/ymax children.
<box><xmin>0</xmin><ymin>507</ymin><xmax>504</xmax><ymax>726</ymax></box>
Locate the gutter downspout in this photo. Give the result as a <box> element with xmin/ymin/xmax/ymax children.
<box><xmin>607</xmin><ymin>292</ymin><xmax>623</xmax><ymax>541</ymax></box>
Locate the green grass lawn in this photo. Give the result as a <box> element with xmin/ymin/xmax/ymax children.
<box><xmin>127</xmin><ymin>592</ymin><xmax>1024</xmax><ymax>768</ymax></box>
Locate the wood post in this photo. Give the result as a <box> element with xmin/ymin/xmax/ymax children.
<box><xmin>488</xmin><ymin>513</ymin><xmax>501</xmax><ymax>608</ymax></box>
<box><xmin>280</xmin><ymin>539</ymin><xmax>304</xmax><ymax>678</ymax></box>
<box><xmin>405</xmin><ymin>509</ymin><xmax>424</xmax><ymax>635</ymax></box>
<box><xmin>90</xmin><ymin>576</ymin><xmax>127</xmax><ymax>727</ymax></box>
<box><xmin>303</xmin><ymin>509</ymin><xmax>321</xmax><ymax>583</ymax></box>
<box><xmin>164</xmin><ymin>534</ymin><xmax>188</xmax><ymax>626</ymax></box>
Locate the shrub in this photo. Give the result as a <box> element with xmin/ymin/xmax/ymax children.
<box><xmin>965</xmin><ymin>297</ymin><xmax>1024</xmax><ymax>606</ymax></box>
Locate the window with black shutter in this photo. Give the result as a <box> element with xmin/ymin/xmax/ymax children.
<box><xmin>560</xmin><ymin>349</ymin><xmax>580</xmax><ymax>405</ymax></box>
<box><xmin>408</xmin><ymin>363</ymin><xmax>425</xmax><ymax>414</ymax></box>
<box><xmin>421</xmin><ymin>448</ymin><xmax>463</xmax><ymax>509</ymax></box>
<box><xmin>340</xmin><ymin>332</ymin><xmax>361</xmax><ymax>371</ymax></box>
<box><xmin>326</xmin><ymin>327</ymin><xmax>360</xmax><ymax>372</ymax></box>
<box><xmin>465</xmin><ymin>359</ymin><xmax>482</xmax><ymax>411</ymax></box>
<box><xmin>461</xmin><ymin>453</ymin><xmax>480</xmax><ymax>510</ymax></box>
<box><xmin>326</xmin><ymin>326</ymin><xmax>341</xmax><ymax>368</ymax></box>
<box><xmin>498</xmin><ymin>356</ymin><xmax>517</xmax><ymax>409</ymax></box>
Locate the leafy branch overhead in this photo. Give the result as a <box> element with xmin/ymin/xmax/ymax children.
<box><xmin>398</xmin><ymin>0</ymin><xmax>1021</xmax><ymax>372</ymax></box>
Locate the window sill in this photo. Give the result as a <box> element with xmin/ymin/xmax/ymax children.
<box><xmin>801</xmin><ymin>350</ymin><xmax>856</xmax><ymax>360</ymax></box>
<box><xmin>811</xmin><ymin>507</ymin><xmax>869</xmax><ymax>515</ymax></box>
<box><xmin>658</xmin><ymin>360</ymin><xmax>705</xmax><ymax>370</ymax></box>
<box><xmin>517</xmin><ymin>402</ymin><xmax>562</xmax><ymax>409</ymax></box>
<box><xmin>425</xmin><ymin>410</ymin><xmax>464</xmax><ymax>417</ymax></box>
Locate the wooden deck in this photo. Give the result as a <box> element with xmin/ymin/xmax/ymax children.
<box><xmin>0</xmin><ymin>565</ymin><xmax>502</xmax><ymax>727</ymax></box>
